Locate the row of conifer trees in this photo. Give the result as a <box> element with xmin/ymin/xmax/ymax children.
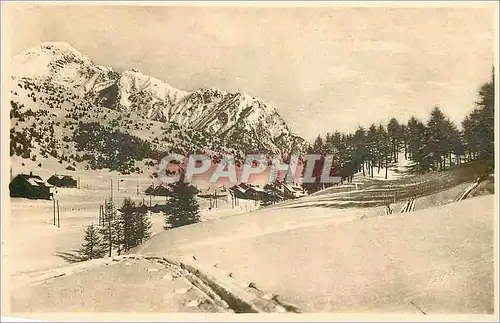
<box><xmin>302</xmin><ymin>69</ymin><xmax>495</xmax><ymax>193</ymax></box>
<box><xmin>77</xmin><ymin>180</ymin><xmax>202</xmax><ymax>261</ymax></box>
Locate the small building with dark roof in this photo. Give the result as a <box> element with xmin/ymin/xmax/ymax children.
<box><xmin>152</xmin><ymin>184</ymin><xmax>172</xmax><ymax>197</ymax></box>
<box><xmin>10</xmin><ymin>172</ymin><xmax>53</xmax><ymax>200</ymax></box>
<box><xmin>145</xmin><ymin>184</ymin><xmax>156</xmax><ymax>196</ymax></box>
<box><xmin>246</xmin><ymin>185</ymin><xmax>268</xmax><ymax>200</ymax></box>
<box><xmin>47</xmin><ymin>174</ymin><xmax>77</xmax><ymax>188</ymax></box>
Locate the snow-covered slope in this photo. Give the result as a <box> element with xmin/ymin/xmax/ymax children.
<box><xmin>133</xmin><ymin>195</ymin><xmax>494</xmax><ymax>313</ymax></box>
<box><xmin>11</xmin><ymin>42</ymin><xmax>118</xmax><ymax>97</ymax></box>
<box><xmin>10</xmin><ymin>42</ymin><xmax>304</xmax><ymax>157</ymax></box>
<box><xmin>115</xmin><ymin>69</ymin><xmax>188</xmax><ymax>119</ymax></box>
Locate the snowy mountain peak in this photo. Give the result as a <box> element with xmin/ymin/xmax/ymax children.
<box><xmin>11</xmin><ymin>42</ymin><xmax>119</xmax><ymax>97</ymax></box>
<box><xmin>20</xmin><ymin>41</ymin><xmax>87</xmax><ymax>58</ymax></box>
<box><xmin>12</xmin><ymin>42</ymin><xmax>92</xmax><ymax>73</ymax></box>
<box><xmin>39</xmin><ymin>41</ymin><xmax>89</xmax><ymax>57</ymax></box>
<box><xmin>10</xmin><ymin>42</ymin><xmax>305</xmax><ymax>155</ymax></box>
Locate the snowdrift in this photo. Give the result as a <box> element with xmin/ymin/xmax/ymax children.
<box><xmin>135</xmin><ymin>195</ymin><xmax>495</xmax><ymax>313</ymax></box>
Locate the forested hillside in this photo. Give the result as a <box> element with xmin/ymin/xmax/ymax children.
<box><xmin>303</xmin><ymin>69</ymin><xmax>495</xmax><ymax>192</ymax></box>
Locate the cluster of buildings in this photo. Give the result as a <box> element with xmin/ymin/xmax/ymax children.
<box><xmin>143</xmin><ymin>181</ymin><xmax>309</xmax><ymax>203</ymax></box>
<box><xmin>10</xmin><ymin>170</ymin><xmax>309</xmax><ymax>205</ymax></box>
<box><xmin>9</xmin><ymin>172</ymin><xmax>77</xmax><ymax>200</ymax></box>
<box><xmin>229</xmin><ymin>182</ymin><xmax>308</xmax><ymax>201</ymax></box>
<box><xmin>144</xmin><ymin>183</ymin><xmax>200</xmax><ymax>197</ymax></box>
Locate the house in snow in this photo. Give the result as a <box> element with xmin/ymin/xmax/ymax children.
<box><xmin>198</xmin><ymin>186</ymin><xmax>228</xmax><ymax>199</ymax></box>
<box><xmin>144</xmin><ymin>184</ymin><xmax>156</xmax><ymax>196</ymax></box>
<box><xmin>229</xmin><ymin>184</ymin><xmax>249</xmax><ymax>199</ymax></box>
<box><xmin>229</xmin><ymin>183</ymin><xmax>270</xmax><ymax>200</ymax></box>
<box><xmin>283</xmin><ymin>183</ymin><xmax>308</xmax><ymax>199</ymax></box>
<box><xmin>246</xmin><ymin>185</ymin><xmax>268</xmax><ymax>200</ymax></box>
<box><xmin>9</xmin><ymin>172</ymin><xmax>53</xmax><ymax>200</ymax></box>
<box><xmin>47</xmin><ymin>174</ymin><xmax>77</xmax><ymax>188</ymax></box>
<box><xmin>152</xmin><ymin>184</ymin><xmax>172</xmax><ymax>197</ymax></box>
<box><xmin>263</xmin><ymin>183</ymin><xmax>285</xmax><ymax>200</ymax></box>
<box><xmin>118</xmin><ymin>203</ymin><xmax>149</xmax><ymax>214</ymax></box>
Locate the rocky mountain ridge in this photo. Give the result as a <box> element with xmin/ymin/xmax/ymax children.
<box><xmin>9</xmin><ymin>42</ymin><xmax>305</xmax><ymax>174</ymax></box>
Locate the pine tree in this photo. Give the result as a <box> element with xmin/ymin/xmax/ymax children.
<box><xmin>164</xmin><ymin>181</ymin><xmax>200</xmax><ymax>229</ymax></box>
<box><xmin>376</xmin><ymin>124</ymin><xmax>391</xmax><ymax>179</ymax></box>
<box><xmin>444</xmin><ymin>118</ymin><xmax>463</xmax><ymax>167</ymax></box>
<box><xmin>120</xmin><ymin>198</ymin><xmax>138</xmax><ymax>252</ymax></box>
<box><xmin>78</xmin><ymin>224</ymin><xmax>107</xmax><ymax>261</ymax></box>
<box><xmin>407</xmin><ymin>116</ymin><xmax>428</xmax><ymax>173</ymax></box>
<box><xmin>99</xmin><ymin>199</ymin><xmax>121</xmax><ymax>257</ymax></box>
<box><xmin>468</xmin><ymin>68</ymin><xmax>494</xmax><ymax>162</ymax></box>
<box><xmin>367</xmin><ymin>124</ymin><xmax>378</xmax><ymax>177</ymax></box>
<box><xmin>426</xmin><ymin>106</ymin><xmax>449</xmax><ymax>171</ymax></box>
<box><xmin>134</xmin><ymin>203</ymin><xmax>152</xmax><ymax>245</ymax></box>
<box><xmin>387</xmin><ymin>118</ymin><xmax>401</xmax><ymax>162</ymax></box>
<box><xmin>400</xmin><ymin>124</ymin><xmax>409</xmax><ymax>160</ymax></box>
<box><xmin>353</xmin><ymin>127</ymin><xmax>367</xmax><ymax>175</ymax></box>
<box><xmin>111</xmin><ymin>210</ymin><xmax>124</xmax><ymax>255</ymax></box>
<box><xmin>460</xmin><ymin>68</ymin><xmax>495</xmax><ymax>176</ymax></box>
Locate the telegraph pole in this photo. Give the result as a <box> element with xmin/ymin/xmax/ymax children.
<box><xmin>57</xmin><ymin>200</ymin><xmax>60</xmax><ymax>228</ymax></box>
<box><xmin>53</xmin><ymin>198</ymin><xmax>56</xmax><ymax>225</ymax></box>
<box><xmin>104</xmin><ymin>199</ymin><xmax>107</xmax><ymax>224</ymax></box>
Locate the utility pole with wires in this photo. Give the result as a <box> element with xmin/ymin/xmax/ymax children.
<box><xmin>53</xmin><ymin>198</ymin><xmax>56</xmax><ymax>226</ymax></box>
<box><xmin>103</xmin><ymin>204</ymin><xmax>105</xmax><ymax>223</ymax></box>
<box><xmin>57</xmin><ymin>200</ymin><xmax>60</xmax><ymax>228</ymax></box>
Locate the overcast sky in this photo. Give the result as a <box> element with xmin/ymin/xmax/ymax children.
<box><xmin>7</xmin><ymin>3</ymin><xmax>496</xmax><ymax>141</ymax></box>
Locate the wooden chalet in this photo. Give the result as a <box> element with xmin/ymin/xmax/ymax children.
<box><xmin>10</xmin><ymin>172</ymin><xmax>53</xmax><ymax>200</ymax></box>
<box><xmin>152</xmin><ymin>184</ymin><xmax>172</xmax><ymax>197</ymax></box>
<box><xmin>145</xmin><ymin>184</ymin><xmax>156</xmax><ymax>195</ymax></box>
<box><xmin>47</xmin><ymin>174</ymin><xmax>77</xmax><ymax>188</ymax></box>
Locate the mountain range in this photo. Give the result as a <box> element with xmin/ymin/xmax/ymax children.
<box><xmin>10</xmin><ymin>42</ymin><xmax>305</xmax><ymax>174</ymax></box>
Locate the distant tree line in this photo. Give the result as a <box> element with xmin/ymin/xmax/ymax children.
<box><xmin>72</xmin><ymin>122</ymin><xmax>155</xmax><ymax>174</ymax></box>
<box><xmin>302</xmin><ymin>69</ymin><xmax>495</xmax><ymax>193</ymax></box>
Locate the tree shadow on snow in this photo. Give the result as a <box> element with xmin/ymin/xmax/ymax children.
<box><xmin>54</xmin><ymin>250</ymin><xmax>85</xmax><ymax>263</ymax></box>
